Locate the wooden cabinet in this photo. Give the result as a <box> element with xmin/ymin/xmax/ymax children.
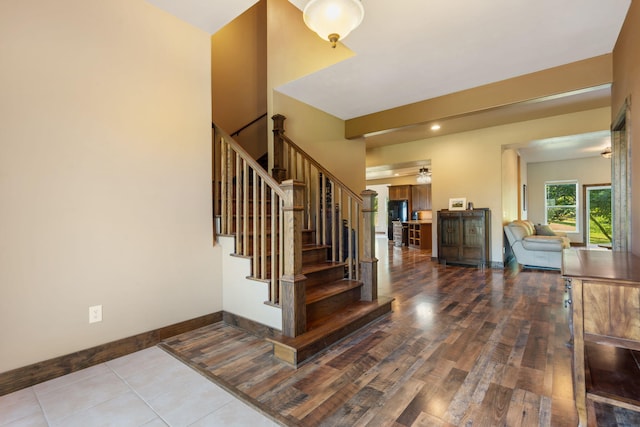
<box><xmin>389</xmin><ymin>184</ymin><xmax>432</xmax><ymax>219</ymax></box>
<box><xmin>437</xmin><ymin>209</ymin><xmax>490</xmax><ymax>267</ymax></box>
<box><xmin>562</xmin><ymin>250</ymin><xmax>640</xmax><ymax>426</ymax></box>
<box><xmin>388</xmin><ymin>185</ymin><xmax>412</xmax><ymax>201</ymax></box>
<box><xmin>411</xmin><ymin>184</ymin><xmax>431</xmax><ymax>211</ymax></box>
<box><xmin>408</xmin><ymin>222</ymin><xmax>432</xmax><ymax>249</ymax></box>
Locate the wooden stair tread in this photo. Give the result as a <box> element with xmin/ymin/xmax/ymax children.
<box><xmin>302</xmin><ymin>261</ymin><xmax>345</xmax><ymax>275</ymax></box>
<box><xmin>306</xmin><ymin>296</ymin><xmax>393</xmax><ymax>332</ymax></box>
<box><xmin>306</xmin><ymin>279</ymin><xmax>361</xmax><ymax>305</ymax></box>
<box><xmin>302</xmin><ymin>243</ymin><xmax>330</xmax><ymax>252</ymax></box>
<box><xmin>267</xmin><ymin>296</ymin><xmax>394</xmax><ymax>365</ymax></box>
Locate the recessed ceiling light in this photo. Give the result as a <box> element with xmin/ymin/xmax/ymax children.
<box><xmin>431</xmin><ymin>124</ymin><xmax>441</xmax><ymax>131</ymax></box>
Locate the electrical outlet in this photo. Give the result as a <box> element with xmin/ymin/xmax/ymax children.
<box><xmin>89</xmin><ymin>305</ymin><xmax>102</xmax><ymax>323</ymax></box>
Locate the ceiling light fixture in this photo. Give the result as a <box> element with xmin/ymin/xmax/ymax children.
<box><xmin>431</xmin><ymin>124</ymin><xmax>441</xmax><ymax>131</ymax></box>
<box><xmin>416</xmin><ymin>167</ymin><xmax>431</xmax><ymax>184</ymax></box>
<box><xmin>601</xmin><ymin>146</ymin><xmax>612</xmax><ymax>159</ymax></box>
<box><xmin>303</xmin><ymin>0</ymin><xmax>364</xmax><ymax>48</ymax></box>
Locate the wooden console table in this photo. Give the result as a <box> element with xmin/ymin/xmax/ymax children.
<box><xmin>562</xmin><ymin>249</ymin><xmax>640</xmax><ymax>426</ymax></box>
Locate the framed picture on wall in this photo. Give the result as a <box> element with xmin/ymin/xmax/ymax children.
<box><xmin>449</xmin><ymin>198</ymin><xmax>466</xmax><ymax>211</ymax></box>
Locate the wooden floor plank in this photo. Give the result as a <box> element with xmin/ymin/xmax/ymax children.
<box><xmin>161</xmin><ymin>241</ymin><xmax>636</xmax><ymax>426</ymax></box>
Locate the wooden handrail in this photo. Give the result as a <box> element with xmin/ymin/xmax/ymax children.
<box><xmin>279</xmin><ymin>133</ymin><xmax>363</xmax><ymax>203</ymax></box>
<box><xmin>230</xmin><ymin>113</ymin><xmax>268</xmax><ymax>137</ymax></box>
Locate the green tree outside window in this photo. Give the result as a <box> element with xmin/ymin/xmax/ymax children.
<box><xmin>545</xmin><ymin>181</ymin><xmax>578</xmax><ymax>232</ymax></box>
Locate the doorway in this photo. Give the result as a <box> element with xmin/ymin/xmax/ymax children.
<box><xmin>583</xmin><ymin>184</ymin><xmax>612</xmax><ymax>247</ymax></box>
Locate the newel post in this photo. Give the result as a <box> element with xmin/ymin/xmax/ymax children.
<box><xmin>272</xmin><ymin>114</ymin><xmax>287</xmax><ymax>183</ymax></box>
<box><xmin>280</xmin><ymin>179</ymin><xmax>307</xmax><ymax>337</ymax></box>
<box><xmin>360</xmin><ymin>190</ymin><xmax>378</xmax><ymax>301</ymax></box>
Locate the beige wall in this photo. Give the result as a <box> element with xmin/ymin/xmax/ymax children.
<box><xmin>612</xmin><ymin>1</ymin><xmax>640</xmax><ymax>255</ymax></box>
<box><xmin>212</xmin><ymin>1</ymin><xmax>267</xmax><ymax>160</ymax></box>
<box><xmin>502</xmin><ymin>149</ymin><xmax>520</xmax><ymax>225</ymax></box>
<box><xmin>0</xmin><ymin>0</ymin><xmax>219</xmax><ymax>373</ymax></box>
<box><xmin>367</xmin><ymin>107</ymin><xmax>611</xmax><ymax>263</ymax></box>
<box><xmin>266</xmin><ymin>0</ymin><xmax>364</xmax><ymax>194</ymax></box>
<box><xmin>527</xmin><ymin>157</ymin><xmax>612</xmax><ymax>244</ymax></box>
<box><xmin>273</xmin><ymin>94</ymin><xmax>366</xmax><ymax>192</ymax></box>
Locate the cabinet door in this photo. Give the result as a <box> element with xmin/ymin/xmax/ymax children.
<box><xmin>461</xmin><ymin>211</ymin><xmax>486</xmax><ymax>261</ymax></box>
<box><xmin>389</xmin><ymin>185</ymin><xmax>411</xmax><ymax>201</ymax></box>
<box><xmin>423</xmin><ymin>184</ymin><xmax>431</xmax><ymax>210</ymax></box>
<box><xmin>412</xmin><ymin>184</ymin><xmax>431</xmax><ymax>211</ymax></box>
<box><xmin>584</xmin><ymin>282</ymin><xmax>640</xmax><ymax>340</ymax></box>
<box><xmin>439</xmin><ymin>213</ymin><xmax>461</xmax><ymax>259</ymax></box>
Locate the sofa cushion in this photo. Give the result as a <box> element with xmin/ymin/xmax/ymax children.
<box><xmin>522</xmin><ymin>235</ymin><xmax>570</xmax><ymax>251</ymax></box>
<box><xmin>534</xmin><ymin>224</ymin><xmax>556</xmax><ymax>236</ymax></box>
<box><xmin>506</xmin><ymin>220</ymin><xmax>534</xmax><ymax>241</ymax></box>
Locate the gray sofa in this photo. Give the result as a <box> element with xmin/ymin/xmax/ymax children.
<box><xmin>504</xmin><ymin>220</ymin><xmax>571</xmax><ymax>269</ymax></box>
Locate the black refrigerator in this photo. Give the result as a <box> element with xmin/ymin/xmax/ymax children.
<box><xmin>387</xmin><ymin>199</ymin><xmax>408</xmax><ymax>239</ymax></box>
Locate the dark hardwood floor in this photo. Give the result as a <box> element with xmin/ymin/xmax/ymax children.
<box><xmin>161</xmin><ymin>237</ymin><xmax>640</xmax><ymax>426</ymax></box>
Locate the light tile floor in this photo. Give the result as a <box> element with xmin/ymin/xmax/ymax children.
<box><xmin>0</xmin><ymin>347</ymin><xmax>279</xmax><ymax>427</ymax></box>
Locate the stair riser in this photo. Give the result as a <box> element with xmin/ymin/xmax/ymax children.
<box><xmin>302</xmin><ymin>231</ymin><xmax>315</xmax><ymax>245</ymax></box>
<box><xmin>296</xmin><ymin>301</ymin><xmax>392</xmax><ymax>364</ymax></box>
<box><xmin>306</xmin><ymin>287</ymin><xmax>362</xmax><ymax>324</ymax></box>
<box><xmin>271</xmin><ymin>300</ymin><xmax>394</xmax><ymax>367</ymax></box>
<box><xmin>305</xmin><ymin>266</ymin><xmax>346</xmax><ymax>287</ymax></box>
<box><xmin>247</xmin><ymin>260</ymin><xmax>343</xmax><ymax>282</ymax></box>
<box><xmin>303</xmin><ymin>247</ymin><xmax>330</xmax><ymax>265</ymax></box>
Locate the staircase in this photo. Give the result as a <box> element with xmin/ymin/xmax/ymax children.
<box><xmin>269</xmin><ymin>228</ymin><xmax>393</xmax><ymax>366</ymax></box>
<box><xmin>213</xmin><ymin>116</ymin><xmax>393</xmax><ymax>367</ymax></box>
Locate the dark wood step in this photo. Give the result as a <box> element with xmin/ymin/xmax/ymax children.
<box><xmin>237</xmin><ymin>243</ymin><xmax>331</xmax><ymax>279</ymax></box>
<box><xmin>267</xmin><ymin>296</ymin><xmax>394</xmax><ymax>367</ymax></box>
<box><xmin>303</xmin><ymin>261</ymin><xmax>346</xmax><ymax>287</ymax></box>
<box><xmin>302</xmin><ymin>229</ymin><xmax>315</xmax><ymax>245</ymax></box>
<box><xmin>306</xmin><ymin>279</ymin><xmax>362</xmax><ymax>323</ymax></box>
<box><xmin>302</xmin><ymin>244</ymin><xmax>330</xmax><ymax>265</ymax></box>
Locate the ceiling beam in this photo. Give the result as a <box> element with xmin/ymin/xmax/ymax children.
<box><xmin>346</xmin><ymin>54</ymin><xmax>613</xmax><ymax>139</ymax></box>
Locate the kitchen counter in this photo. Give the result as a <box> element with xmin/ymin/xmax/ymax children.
<box><xmin>406</xmin><ymin>221</ymin><xmax>432</xmax><ymax>249</ymax></box>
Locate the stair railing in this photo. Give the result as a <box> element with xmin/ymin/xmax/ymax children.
<box><xmin>272</xmin><ymin>115</ymin><xmax>371</xmax><ymax>285</ymax></box>
<box><xmin>213</xmin><ymin>124</ymin><xmax>288</xmax><ymax>306</ymax></box>
<box><xmin>230</xmin><ymin>112</ymin><xmax>268</xmax><ymax>137</ymax></box>
<box><xmin>214</xmin><ymin>118</ymin><xmax>378</xmax><ymax>338</ymax></box>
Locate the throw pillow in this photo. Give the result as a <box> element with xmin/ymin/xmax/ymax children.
<box><xmin>535</xmin><ymin>224</ymin><xmax>556</xmax><ymax>236</ymax></box>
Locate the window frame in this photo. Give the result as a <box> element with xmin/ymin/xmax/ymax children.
<box><xmin>544</xmin><ymin>180</ymin><xmax>579</xmax><ymax>233</ymax></box>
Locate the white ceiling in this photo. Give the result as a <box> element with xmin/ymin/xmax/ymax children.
<box><xmin>146</xmin><ymin>0</ymin><xmax>630</xmax><ymax>121</ymax></box>
<box><xmin>145</xmin><ymin>0</ymin><xmax>258</xmax><ymax>34</ymax></box>
<box><xmin>510</xmin><ymin>131</ymin><xmax>613</xmax><ymax>164</ymax></box>
<box><xmin>144</xmin><ymin>0</ymin><xmax>630</xmax><ymax>168</ymax></box>
<box><xmin>284</xmin><ymin>0</ymin><xmax>630</xmax><ymax>120</ymax></box>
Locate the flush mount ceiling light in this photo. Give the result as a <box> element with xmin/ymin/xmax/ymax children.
<box><xmin>303</xmin><ymin>0</ymin><xmax>364</xmax><ymax>48</ymax></box>
<box><xmin>416</xmin><ymin>167</ymin><xmax>431</xmax><ymax>184</ymax></box>
<box><xmin>601</xmin><ymin>146</ymin><xmax>612</xmax><ymax>158</ymax></box>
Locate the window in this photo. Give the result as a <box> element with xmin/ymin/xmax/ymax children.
<box><xmin>545</xmin><ymin>181</ymin><xmax>578</xmax><ymax>232</ymax></box>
